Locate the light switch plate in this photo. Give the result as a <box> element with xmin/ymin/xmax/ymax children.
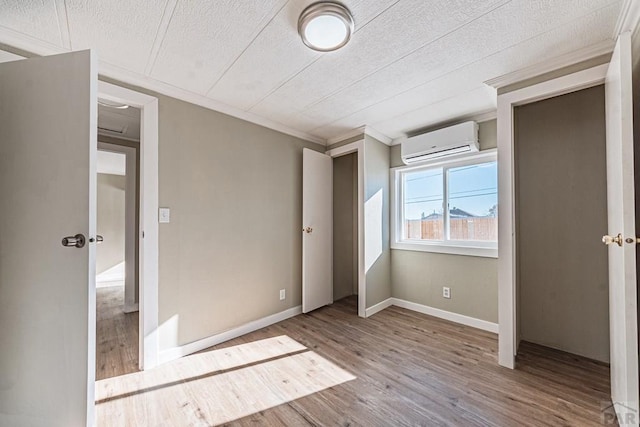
<box><xmin>159</xmin><ymin>207</ymin><xmax>170</xmax><ymax>223</ymax></box>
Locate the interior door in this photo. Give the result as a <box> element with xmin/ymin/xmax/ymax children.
<box><xmin>0</xmin><ymin>51</ymin><xmax>98</xmax><ymax>426</ymax></box>
<box><xmin>603</xmin><ymin>31</ymin><xmax>639</xmax><ymax>420</ymax></box>
<box><xmin>302</xmin><ymin>148</ymin><xmax>333</xmax><ymax>313</ymax></box>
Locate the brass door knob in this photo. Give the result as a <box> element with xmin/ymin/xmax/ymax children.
<box><xmin>602</xmin><ymin>233</ymin><xmax>623</xmax><ymax>247</ymax></box>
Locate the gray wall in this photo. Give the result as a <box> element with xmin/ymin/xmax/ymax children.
<box><xmin>389</xmin><ymin>120</ymin><xmax>499</xmax><ymax>323</ymax></box>
<box><xmin>515</xmin><ymin>86</ymin><xmax>609</xmax><ymax>362</ymax></box>
<box><xmin>100</xmin><ymin>77</ymin><xmax>321</xmax><ymax>351</ymax></box>
<box><xmin>333</xmin><ymin>152</ymin><xmax>357</xmax><ymax>301</ymax></box>
<box><xmin>364</xmin><ymin>135</ymin><xmax>392</xmax><ymax>308</ymax></box>
<box><xmin>392</xmin><ymin>251</ymin><xmax>498</xmax><ymax>320</ymax></box>
<box><xmin>96</xmin><ymin>174</ymin><xmax>126</xmax><ymax>275</ymax></box>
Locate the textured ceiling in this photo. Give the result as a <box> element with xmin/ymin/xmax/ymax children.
<box><xmin>0</xmin><ymin>0</ymin><xmax>624</xmax><ymax>144</ymax></box>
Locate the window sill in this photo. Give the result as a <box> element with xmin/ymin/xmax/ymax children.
<box><xmin>391</xmin><ymin>241</ymin><xmax>498</xmax><ymax>258</ymax></box>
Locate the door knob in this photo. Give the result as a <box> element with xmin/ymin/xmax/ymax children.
<box><xmin>602</xmin><ymin>233</ymin><xmax>623</xmax><ymax>247</ymax></box>
<box><xmin>62</xmin><ymin>234</ymin><xmax>86</xmax><ymax>248</ymax></box>
<box><xmin>303</xmin><ymin>227</ymin><xmax>313</xmax><ymax>234</ymax></box>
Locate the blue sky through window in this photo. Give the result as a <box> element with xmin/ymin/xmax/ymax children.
<box><xmin>403</xmin><ymin>168</ymin><xmax>443</xmax><ymax>220</ymax></box>
<box><xmin>404</xmin><ymin>161</ymin><xmax>497</xmax><ymax>220</ymax></box>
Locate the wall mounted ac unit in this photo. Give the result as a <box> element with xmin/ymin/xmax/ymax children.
<box><xmin>401</xmin><ymin>121</ymin><xmax>479</xmax><ymax>164</ymax></box>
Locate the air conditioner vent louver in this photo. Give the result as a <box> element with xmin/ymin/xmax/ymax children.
<box><xmin>98</xmin><ymin>126</ymin><xmax>125</xmax><ymax>134</ymax></box>
<box><xmin>401</xmin><ymin>121</ymin><xmax>479</xmax><ymax>164</ymax></box>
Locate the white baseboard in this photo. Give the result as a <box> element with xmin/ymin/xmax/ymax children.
<box><xmin>158</xmin><ymin>305</ymin><xmax>302</xmax><ymax>364</ymax></box>
<box><xmin>391</xmin><ymin>298</ymin><xmax>498</xmax><ymax>333</ymax></box>
<box><xmin>97</xmin><ymin>275</ymin><xmax>125</xmax><ymax>283</ymax></box>
<box><xmin>96</xmin><ymin>280</ymin><xmax>124</xmax><ymax>289</ymax></box>
<box><xmin>158</xmin><ymin>298</ymin><xmax>496</xmax><ymax>365</ymax></box>
<box><xmin>123</xmin><ymin>303</ymin><xmax>139</xmax><ymax>314</ymax></box>
<box><xmin>364</xmin><ymin>297</ymin><xmax>498</xmax><ymax>333</ymax></box>
<box><xmin>365</xmin><ymin>298</ymin><xmax>394</xmax><ymax>317</ymax></box>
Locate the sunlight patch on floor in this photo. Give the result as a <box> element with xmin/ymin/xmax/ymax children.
<box><xmin>97</xmin><ymin>335</ymin><xmax>306</xmax><ymax>399</ymax></box>
<box><xmin>96</xmin><ymin>335</ymin><xmax>356</xmax><ymax>426</ymax></box>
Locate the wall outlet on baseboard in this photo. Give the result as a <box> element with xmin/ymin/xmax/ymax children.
<box><xmin>442</xmin><ymin>287</ymin><xmax>451</xmax><ymax>299</ymax></box>
<box><xmin>279</xmin><ymin>289</ymin><xmax>286</xmax><ymax>300</ymax></box>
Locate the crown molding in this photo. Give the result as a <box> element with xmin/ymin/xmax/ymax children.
<box><xmin>484</xmin><ymin>40</ymin><xmax>614</xmax><ymax>89</ymax></box>
<box><xmin>98</xmin><ymin>62</ymin><xmax>327</xmax><ymax>145</ymax></box>
<box><xmin>614</xmin><ymin>0</ymin><xmax>640</xmax><ymax>38</ymax></box>
<box><xmin>0</xmin><ymin>26</ymin><xmax>326</xmax><ymax>146</ymax></box>
<box><xmin>365</xmin><ymin>126</ymin><xmax>393</xmax><ymax>146</ymax></box>
<box><xmin>326</xmin><ymin>126</ymin><xmax>365</xmax><ymax>146</ymax></box>
<box><xmin>326</xmin><ymin>125</ymin><xmax>392</xmax><ymax>146</ymax></box>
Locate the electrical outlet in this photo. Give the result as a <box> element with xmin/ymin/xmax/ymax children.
<box><xmin>279</xmin><ymin>289</ymin><xmax>286</xmax><ymax>301</ymax></box>
<box><xmin>443</xmin><ymin>287</ymin><xmax>451</xmax><ymax>299</ymax></box>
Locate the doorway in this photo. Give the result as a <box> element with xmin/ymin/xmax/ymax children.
<box><xmin>97</xmin><ymin>81</ymin><xmax>160</xmax><ymax>372</ymax></box>
<box><xmin>497</xmin><ymin>36</ymin><xmax>640</xmax><ymax>417</ymax></box>
<box><xmin>333</xmin><ymin>152</ymin><xmax>359</xmax><ymax>314</ymax></box>
<box><xmin>326</xmin><ymin>140</ymin><xmax>366</xmax><ymax>317</ymax></box>
<box><xmin>514</xmin><ymin>85</ymin><xmax>609</xmax><ymax>362</ymax></box>
<box><xmin>96</xmin><ymin>132</ymin><xmax>140</xmax><ymax>379</ymax></box>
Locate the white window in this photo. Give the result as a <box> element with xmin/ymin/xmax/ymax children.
<box><xmin>391</xmin><ymin>150</ymin><xmax>498</xmax><ymax>257</ymax></box>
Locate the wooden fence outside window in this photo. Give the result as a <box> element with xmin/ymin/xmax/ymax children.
<box><xmin>406</xmin><ymin>217</ymin><xmax>497</xmax><ymax>241</ymax></box>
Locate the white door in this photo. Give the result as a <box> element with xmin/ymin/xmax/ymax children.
<box><xmin>0</xmin><ymin>51</ymin><xmax>97</xmax><ymax>426</ymax></box>
<box><xmin>302</xmin><ymin>148</ymin><xmax>333</xmax><ymax>313</ymax></box>
<box><xmin>604</xmin><ymin>31</ymin><xmax>639</xmax><ymax>420</ymax></box>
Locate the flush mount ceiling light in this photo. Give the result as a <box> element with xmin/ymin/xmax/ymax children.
<box><xmin>98</xmin><ymin>98</ymin><xmax>129</xmax><ymax>109</ymax></box>
<box><xmin>298</xmin><ymin>2</ymin><xmax>354</xmax><ymax>52</ymax></box>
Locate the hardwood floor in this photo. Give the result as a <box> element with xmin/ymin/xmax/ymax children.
<box><xmin>96</xmin><ymin>296</ymin><xmax>613</xmax><ymax>426</ymax></box>
<box><xmin>96</xmin><ymin>285</ymin><xmax>139</xmax><ymax>381</ymax></box>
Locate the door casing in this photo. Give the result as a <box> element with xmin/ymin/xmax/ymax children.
<box><xmin>496</xmin><ymin>44</ymin><xmax>640</xmax><ymax>419</ymax></box>
<box><xmin>98</xmin><ymin>81</ymin><xmax>160</xmax><ymax>371</ymax></box>
<box><xmin>326</xmin><ymin>140</ymin><xmax>366</xmax><ymax>318</ymax></box>
<box><xmin>497</xmin><ymin>63</ymin><xmax>609</xmax><ymax>368</ymax></box>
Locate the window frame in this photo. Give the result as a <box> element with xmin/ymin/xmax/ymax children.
<box><xmin>390</xmin><ymin>149</ymin><xmax>498</xmax><ymax>258</ymax></box>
